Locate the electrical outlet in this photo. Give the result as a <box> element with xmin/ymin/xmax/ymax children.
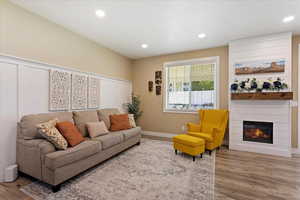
<box><xmin>181</xmin><ymin>125</ymin><xmax>186</xmax><ymax>132</ymax></box>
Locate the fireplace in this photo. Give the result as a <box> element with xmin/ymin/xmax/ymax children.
<box><xmin>243</xmin><ymin>121</ymin><xmax>273</xmax><ymax>144</ymax></box>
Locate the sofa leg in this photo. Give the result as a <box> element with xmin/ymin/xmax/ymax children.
<box><xmin>208</xmin><ymin>150</ymin><xmax>212</xmax><ymax>156</ymax></box>
<box><xmin>52</xmin><ymin>185</ymin><xmax>61</xmax><ymax>193</ymax></box>
<box><xmin>175</xmin><ymin>149</ymin><xmax>178</xmax><ymax>155</ymax></box>
<box><xmin>200</xmin><ymin>153</ymin><xmax>203</xmax><ymax>158</ymax></box>
<box><xmin>193</xmin><ymin>156</ymin><xmax>195</xmax><ymax>162</ymax></box>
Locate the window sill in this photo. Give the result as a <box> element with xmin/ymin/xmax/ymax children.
<box><xmin>163</xmin><ymin>110</ymin><xmax>198</xmax><ymax>114</ymax></box>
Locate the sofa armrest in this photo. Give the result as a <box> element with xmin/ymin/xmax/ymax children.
<box><xmin>17</xmin><ymin>139</ymin><xmax>56</xmax><ymax>180</ymax></box>
<box><xmin>187</xmin><ymin>123</ymin><xmax>201</xmax><ymax>132</ymax></box>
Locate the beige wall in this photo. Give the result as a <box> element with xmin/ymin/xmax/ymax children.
<box><xmin>132</xmin><ymin>46</ymin><xmax>228</xmax><ymax>134</ymax></box>
<box><xmin>292</xmin><ymin>35</ymin><xmax>300</xmax><ymax>148</ymax></box>
<box><xmin>0</xmin><ymin>0</ymin><xmax>132</xmax><ymax>80</ymax></box>
<box><xmin>133</xmin><ymin>37</ymin><xmax>300</xmax><ymax>148</ymax></box>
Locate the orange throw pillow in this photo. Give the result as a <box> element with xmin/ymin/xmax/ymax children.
<box><xmin>109</xmin><ymin>114</ymin><xmax>131</xmax><ymax>131</ymax></box>
<box><xmin>56</xmin><ymin>121</ymin><xmax>85</xmax><ymax>147</ymax></box>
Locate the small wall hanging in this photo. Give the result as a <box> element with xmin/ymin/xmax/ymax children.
<box><xmin>156</xmin><ymin>85</ymin><xmax>161</xmax><ymax>95</ymax></box>
<box><xmin>148</xmin><ymin>81</ymin><xmax>153</xmax><ymax>92</ymax></box>
<box><xmin>155</xmin><ymin>71</ymin><xmax>162</xmax><ymax>84</ymax></box>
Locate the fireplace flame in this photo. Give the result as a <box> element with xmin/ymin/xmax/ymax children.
<box><xmin>255</xmin><ymin>128</ymin><xmax>264</xmax><ymax>137</ymax></box>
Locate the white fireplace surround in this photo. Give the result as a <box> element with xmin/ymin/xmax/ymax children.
<box><xmin>229</xmin><ymin>101</ymin><xmax>291</xmax><ymax>157</ymax></box>
<box><xmin>229</xmin><ymin>33</ymin><xmax>292</xmax><ymax>157</ymax></box>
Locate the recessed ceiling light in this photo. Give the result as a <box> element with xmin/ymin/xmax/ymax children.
<box><xmin>282</xmin><ymin>16</ymin><xmax>295</xmax><ymax>23</ymax></box>
<box><xmin>198</xmin><ymin>33</ymin><xmax>206</xmax><ymax>39</ymax></box>
<box><xmin>95</xmin><ymin>9</ymin><xmax>106</xmax><ymax>18</ymax></box>
<box><xmin>141</xmin><ymin>44</ymin><xmax>148</xmax><ymax>49</ymax></box>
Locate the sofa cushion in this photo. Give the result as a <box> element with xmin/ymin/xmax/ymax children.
<box><xmin>92</xmin><ymin>132</ymin><xmax>124</xmax><ymax>150</ymax></box>
<box><xmin>122</xmin><ymin>127</ymin><xmax>141</xmax><ymax>140</ymax></box>
<box><xmin>73</xmin><ymin>111</ymin><xmax>99</xmax><ymax>137</ymax></box>
<box><xmin>45</xmin><ymin>140</ymin><xmax>101</xmax><ymax>170</ymax></box>
<box><xmin>97</xmin><ymin>108</ymin><xmax>120</xmax><ymax>129</ymax></box>
<box><xmin>20</xmin><ymin>112</ymin><xmax>74</xmax><ymax>139</ymax></box>
<box><xmin>56</xmin><ymin>121</ymin><xmax>85</xmax><ymax>147</ymax></box>
<box><xmin>109</xmin><ymin>114</ymin><xmax>131</xmax><ymax>131</ymax></box>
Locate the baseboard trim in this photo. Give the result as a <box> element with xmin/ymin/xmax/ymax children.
<box><xmin>141</xmin><ymin>131</ymin><xmax>178</xmax><ymax>138</ymax></box>
<box><xmin>230</xmin><ymin>144</ymin><xmax>292</xmax><ymax>157</ymax></box>
<box><xmin>292</xmin><ymin>148</ymin><xmax>300</xmax><ymax>155</ymax></box>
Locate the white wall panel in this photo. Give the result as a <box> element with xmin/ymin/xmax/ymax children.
<box><xmin>0</xmin><ymin>54</ymin><xmax>132</xmax><ymax>182</ymax></box>
<box><xmin>0</xmin><ymin>62</ymin><xmax>18</xmax><ymax>181</ymax></box>
<box><xmin>19</xmin><ymin>65</ymin><xmax>49</xmax><ymax>117</ymax></box>
<box><xmin>100</xmin><ymin>78</ymin><xmax>132</xmax><ymax>112</ymax></box>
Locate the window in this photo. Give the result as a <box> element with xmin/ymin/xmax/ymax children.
<box><xmin>164</xmin><ymin>57</ymin><xmax>219</xmax><ymax>113</ymax></box>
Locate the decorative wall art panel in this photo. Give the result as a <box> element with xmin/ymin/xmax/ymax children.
<box><xmin>88</xmin><ymin>77</ymin><xmax>100</xmax><ymax>109</ymax></box>
<box><xmin>49</xmin><ymin>70</ymin><xmax>71</xmax><ymax>111</ymax></box>
<box><xmin>71</xmin><ymin>74</ymin><xmax>88</xmax><ymax>110</ymax></box>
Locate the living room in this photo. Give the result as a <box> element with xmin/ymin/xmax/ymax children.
<box><xmin>0</xmin><ymin>0</ymin><xmax>300</xmax><ymax>199</ymax></box>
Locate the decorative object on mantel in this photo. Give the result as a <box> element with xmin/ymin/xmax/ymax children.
<box><xmin>148</xmin><ymin>81</ymin><xmax>153</xmax><ymax>92</ymax></box>
<box><xmin>234</xmin><ymin>58</ymin><xmax>285</xmax><ymax>75</ymax></box>
<box><xmin>231</xmin><ymin>92</ymin><xmax>293</xmax><ymax>100</ymax></box>
<box><xmin>88</xmin><ymin>77</ymin><xmax>100</xmax><ymax>109</ymax></box>
<box><xmin>49</xmin><ymin>70</ymin><xmax>71</xmax><ymax>111</ymax></box>
<box><xmin>230</xmin><ymin>77</ymin><xmax>288</xmax><ymax>93</ymax></box>
<box><xmin>71</xmin><ymin>73</ymin><xmax>88</xmax><ymax>110</ymax></box>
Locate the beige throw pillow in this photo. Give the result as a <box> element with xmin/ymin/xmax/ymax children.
<box><xmin>36</xmin><ymin>118</ymin><xmax>68</xmax><ymax>150</ymax></box>
<box><xmin>128</xmin><ymin>114</ymin><xmax>137</xmax><ymax>128</ymax></box>
<box><xmin>86</xmin><ymin>121</ymin><xmax>109</xmax><ymax>138</ymax></box>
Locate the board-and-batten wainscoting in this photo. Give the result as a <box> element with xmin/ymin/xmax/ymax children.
<box><xmin>229</xmin><ymin>32</ymin><xmax>293</xmax><ymax>157</ymax></box>
<box><xmin>0</xmin><ymin>54</ymin><xmax>132</xmax><ymax>182</ymax></box>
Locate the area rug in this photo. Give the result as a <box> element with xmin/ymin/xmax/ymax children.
<box><xmin>21</xmin><ymin>139</ymin><xmax>216</xmax><ymax>200</ymax></box>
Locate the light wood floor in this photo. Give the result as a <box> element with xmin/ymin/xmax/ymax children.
<box><xmin>1</xmin><ymin>139</ymin><xmax>300</xmax><ymax>200</ymax></box>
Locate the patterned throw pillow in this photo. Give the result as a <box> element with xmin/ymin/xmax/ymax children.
<box><xmin>128</xmin><ymin>114</ymin><xmax>137</xmax><ymax>128</ymax></box>
<box><xmin>36</xmin><ymin>118</ymin><xmax>68</xmax><ymax>150</ymax></box>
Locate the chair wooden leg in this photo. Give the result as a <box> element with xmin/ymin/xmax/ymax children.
<box><xmin>200</xmin><ymin>153</ymin><xmax>203</xmax><ymax>158</ymax></box>
<box><xmin>209</xmin><ymin>150</ymin><xmax>212</xmax><ymax>155</ymax></box>
<box><xmin>175</xmin><ymin>149</ymin><xmax>178</xmax><ymax>155</ymax></box>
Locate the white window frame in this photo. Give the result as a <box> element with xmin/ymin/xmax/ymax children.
<box><xmin>163</xmin><ymin>56</ymin><xmax>220</xmax><ymax>113</ymax></box>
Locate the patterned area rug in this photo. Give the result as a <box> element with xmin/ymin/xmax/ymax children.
<box><xmin>21</xmin><ymin>139</ymin><xmax>216</xmax><ymax>200</ymax></box>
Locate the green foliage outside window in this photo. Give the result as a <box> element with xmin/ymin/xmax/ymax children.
<box><xmin>191</xmin><ymin>80</ymin><xmax>214</xmax><ymax>91</ymax></box>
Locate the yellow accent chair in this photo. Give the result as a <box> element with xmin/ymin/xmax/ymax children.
<box><xmin>187</xmin><ymin>109</ymin><xmax>229</xmax><ymax>153</ymax></box>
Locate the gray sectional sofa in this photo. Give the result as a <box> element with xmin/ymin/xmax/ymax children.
<box><xmin>17</xmin><ymin>109</ymin><xmax>141</xmax><ymax>192</ymax></box>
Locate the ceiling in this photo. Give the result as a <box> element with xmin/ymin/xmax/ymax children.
<box><xmin>10</xmin><ymin>0</ymin><xmax>300</xmax><ymax>59</ymax></box>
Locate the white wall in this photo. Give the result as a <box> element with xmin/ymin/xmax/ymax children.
<box><xmin>229</xmin><ymin>32</ymin><xmax>292</xmax><ymax>157</ymax></box>
<box><xmin>0</xmin><ymin>54</ymin><xmax>132</xmax><ymax>182</ymax></box>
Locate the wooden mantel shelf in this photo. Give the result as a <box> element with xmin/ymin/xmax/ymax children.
<box><xmin>231</xmin><ymin>92</ymin><xmax>293</xmax><ymax>100</ymax></box>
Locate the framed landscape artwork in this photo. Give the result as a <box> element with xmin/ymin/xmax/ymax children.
<box><xmin>235</xmin><ymin>59</ymin><xmax>285</xmax><ymax>75</ymax></box>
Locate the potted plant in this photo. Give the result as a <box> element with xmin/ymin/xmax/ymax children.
<box><xmin>125</xmin><ymin>94</ymin><xmax>143</xmax><ymax>122</ymax></box>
